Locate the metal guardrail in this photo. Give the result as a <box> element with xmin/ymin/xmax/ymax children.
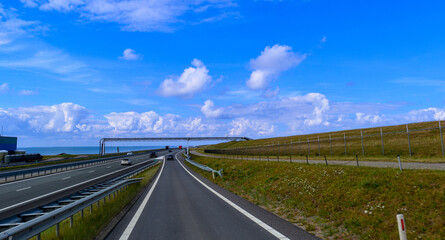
<box><xmin>183</xmin><ymin>154</ymin><xmax>222</xmax><ymax>178</ymax></box>
<box><xmin>0</xmin><ymin>160</ymin><xmax>161</xmax><ymax>240</ymax></box>
<box><xmin>0</xmin><ymin>151</ymin><xmax>150</xmax><ymax>183</ymax></box>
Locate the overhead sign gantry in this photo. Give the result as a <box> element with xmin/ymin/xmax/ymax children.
<box><xmin>99</xmin><ymin>137</ymin><xmax>251</xmax><ymax>155</ymax></box>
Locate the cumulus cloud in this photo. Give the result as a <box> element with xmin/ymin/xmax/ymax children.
<box><xmin>355</xmin><ymin>112</ymin><xmax>382</xmax><ymax>124</ymax></box>
<box><xmin>0</xmin><ymin>83</ymin><xmax>9</xmax><ymax>93</ymax></box>
<box><xmin>119</xmin><ymin>48</ymin><xmax>142</xmax><ymax>60</ymax></box>
<box><xmin>247</xmin><ymin>44</ymin><xmax>306</xmax><ymax>90</ymax></box>
<box><xmin>21</xmin><ymin>0</ymin><xmax>237</xmax><ymax>32</ymax></box>
<box><xmin>0</xmin><ymin>103</ymin><xmax>89</xmax><ymax>133</ymax></box>
<box><xmin>229</xmin><ymin>118</ymin><xmax>275</xmax><ymax>136</ymax></box>
<box><xmin>158</xmin><ymin>59</ymin><xmax>212</xmax><ymax>97</ymax></box>
<box><xmin>201</xmin><ymin>100</ymin><xmax>223</xmax><ymax>118</ymax></box>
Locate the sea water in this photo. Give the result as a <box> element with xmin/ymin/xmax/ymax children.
<box><xmin>20</xmin><ymin>146</ymin><xmax>165</xmax><ymax>155</ymax></box>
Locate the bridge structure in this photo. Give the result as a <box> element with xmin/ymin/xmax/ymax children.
<box><xmin>99</xmin><ymin>137</ymin><xmax>251</xmax><ymax>156</ymax></box>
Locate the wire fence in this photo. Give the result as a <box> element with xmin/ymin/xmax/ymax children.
<box><xmin>205</xmin><ymin>121</ymin><xmax>445</xmax><ymax>160</ymax></box>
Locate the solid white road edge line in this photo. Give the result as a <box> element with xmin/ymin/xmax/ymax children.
<box><xmin>177</xmin><ymin>152</ymin><xmax>290</xmax><ymax>240</ymax></box>
<box><xmin>16</xmin><ymin>187</ymin><xmax>31</xmax><ymax>192</ymax></box>
<box><xmin>0</xmin><ymin>157</ymin><xmax>160</xmax><ymax>213</ymax></box>
<box><xmin>62</xmin><ymin>177</ymin><xmax>71</xmax><ymax>180</ymax></box>
<box><xmin>119</xmin><ymin>160</ymin><xmax>165</xmax><ymax>240</ymax></box>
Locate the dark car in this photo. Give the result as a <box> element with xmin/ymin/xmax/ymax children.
<box><xmin>166</xmin><ymin>155</ymin><xmax>174</xmax><ymax>161</ymax></box>
<box><xmin>168</xmin><ymin>149</ymin><xmax>172</xmax><ymax>152</ymax></box>
<box><xmin>150</xmin><ymin>152</ymin><xmax>157</xmax><ymax>158</ymax></box>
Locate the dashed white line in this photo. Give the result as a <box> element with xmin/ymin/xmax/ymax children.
<box><xmin>62</xmin><ymin>177</ymin><xmax>71</xmax><ymax>180</ymax></box>
<box><xmin>106</xmin><ymin>166</ymin><xmax>111</xmax><ymax>169</ymax></box>
<box><xmin>89</xmin><ymin>170</ymin><xmax>95</xmax><ymax>173</ymax></box>
<box><xmin>16</xmin><ymin>187</ymin><xmax>31</xmax><ymax>192</ymax></box>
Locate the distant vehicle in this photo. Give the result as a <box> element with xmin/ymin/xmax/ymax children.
<box><xmin>168</xmin><ymin>149</ymin><xmax>172</xmax><ymax>152</ymax></box>
<box><xmin>121</xmin><ymin>158</ymin><xmax>132</xmax><ymax>165</ymax></box>
<box><xmin>127</xmin><ymin>152</ymin><xmax>133</xmax><ymax>156</ymax></box>
<box><xmin>179</xmin><ymin>145</ymin><xmax>182</xmax><ymax>149</ymax></box>
<box><xmin>165</xmin><ymin>146</ymin><xmax>169</xmax><ymax>150</ymax></box>
<box><xmin>167</xmin><ymin>155</ymin><xmax>174</xmax><ymax>161</ymax></box>
<box><xmin>150</xmin><ymin>152</ymin><xmax>157</xmax><ymax>158</ymax></box>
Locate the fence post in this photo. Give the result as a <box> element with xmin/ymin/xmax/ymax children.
<box><xmin>324</xmin><ymin>155</ymin><xmax>328</xmax><ymax>165</ymax></box>
<box><xmin>406</xmin><ymin>124</ymin><xmax>412</xmax><ymax>157</ymax></box>
<box><xmin>356</xmin><ymin>154</ymin><xmax>359</xmax><ymax>167</ymax></box>
<box><xmin>397</xmin><ymin>155</ymin><xmax>402</xmax><ymax>171</ymax></box>
<box><xmin>318</xmin><ymin>136</ymin><xmax>321</xmax><ymax>156</ymax></box>
<box><xmin>381</xmin><ymin>127</ymin><xmax>385</xmax><ymax>155</ymax></box>
<box><xmin>360</xmin><ymin>129</ymin><xmax>365</xmax><ymax>156</ymax></box>
<box><xmin>290</xmin><ymin>141</ymin><xmax>293</xmax><ymax>160</ymax></box>
<box><xmin>329</xmin><ymin>134</ymin><xmax>332</xmax><ymax>156</ymax></box>
<box><xmin>439</xmin><ymin>120</ymin><xmax>445</xmax><ymax>157</ymax></box>
<box><xmin>306</xmin><ymin>155</ymin><xmax>309</xmax><ymax>164</ymax></box>
<box><xmin>298</xmin><ymin>138</ymin><xmax>301</xmax><ymax>155</ymax></box>
<box><xmin>307</xmin><ymin>138</ymin><xmax>310</xmax><ymax>156</ymax></box>
<box><xmin>344</xmin><ymin>133</ymin><xmax>347</xmax><ymax>156</ymax></box>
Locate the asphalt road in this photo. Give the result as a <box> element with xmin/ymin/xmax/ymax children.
<box><xmin>107</xmin><ymin>152</ymin><xmax>317</xmax><ymax>240</ymax></box>
<box><xmin>0</xmin><ymin>150</ymin><xmax>171</xmax><ymax>220</ymax></box>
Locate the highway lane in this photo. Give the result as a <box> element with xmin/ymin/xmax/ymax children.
<box><xmin>0</xmin><ymin>150</ymin><xmax>172</xmax><ymax>220</ymax></box>
<box><xmin>107</xmin><ymin>152</ymin><xmax>317</xmax><ymax>240</ymax></box>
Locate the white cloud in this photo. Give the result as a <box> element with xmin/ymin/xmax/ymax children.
<box><xmin>0</xmin><ymin>6</ymin><xmax>40</xmax><ymax>45</ymax></box>
<box><xmin>18</xmin><ymin>89</ymin><xmax>38</xmax><ymax>95</ymax></box>
<box><xmin>22</xmin><ymin>0</ymin><xmax>237</xmax><ymax>32</ymax></box>
<box><xmin>119</xmin><ymin>48</ymin><xmax>142</xmax><ymax>60</ymax></box>
<box><xmin>0</xmin><ymin>103</ymin><xmax>89</xmax><ymax>133</ymax></box>
<box><xmin>247</xmin><ymin>44</ymin><xmax>306</xmax><ymax>90</ymax></box>
<box><xmin>355</xmin><ymin>112</ymin><xmax>382</xmax><ymax>124</ymax></box>
<box><xmin>229</xmin><ymin>118</ymin><xmax>275</xmax><ymax>136</ymax></box>
<box><xmin>158</xmin><ymin>59</ymin><xmax>212</xmax><ymax>97</ymax></box>
<box><xmin>320</xmin><ymin>36</ymin><xmax>327</xmax><ymax>43</ymax></box>
<box><xmin>0</xmin><ymin>83</ymin><xmax>9</xmax><ymax>93</ymax></box>
<box><xmin>0</xmin><ymin>50</ymin><xmax>92</xmax><ymax>82</ymax></box>
<box><xmin>201</xmin><ymin>99</ymin><xmax>223</xmax><ymax>118</ymax></box>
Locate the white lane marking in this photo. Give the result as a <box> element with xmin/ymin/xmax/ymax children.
<box><xmin>0</xmin><ymin>157</ymin><xmax>161</xmax><ymax>213</ymax></box>
<box><xmin>62</xmin><ymin>177</ymin><xmax>71</xmax><ymax>180</ymax></box>
<box><xmin>106</xmin><ymin>166</ymin><xmax>111</xmax><ymax>169</ymax></box>
<box><xmin>119</xmin><ymin>160</ymin><xmax>165</xmax><ymax>240</ymax></box>
<box><xmin>16</xmin><ymin>187</ymin><xmax>31</xmax><ymax>192</ymax></box>
<box><xmin>177</xmin><ymin>153</ymin><xmax>290</xmax><ymax>240</ymax></box>
<box><xmin>89</xmin><ymin>170</ymin><xmax>95</xmax><ymax>173</ymax></box>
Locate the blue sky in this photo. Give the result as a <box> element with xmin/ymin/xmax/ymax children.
<box><xmin>0</xmin><ymin>0</ymin><xmax>444</xmax><ymax>147</ymax></box>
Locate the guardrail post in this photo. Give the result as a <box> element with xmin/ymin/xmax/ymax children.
<box><xmin>81</xmin><ymin>209</ymin><xmax>84</xmax><ymax>219</ymax></box>
<box><xmin>36</xmin><ymin>233</ymin><xmax>41</xmax><ymax>240</ymax></box>
<box><xmin>89</xmin><ymin>205</ymin><xmax>92</xmax><ymax>214</ymax></box>
<box><xmin>70</xmin><ymin>215</ymin><xmax>73</xmax><ymax>228</ymax></box>
<box><xmin>56</xmin><ymin>222</ymin><xmax>60</xmax><ymax>237</ymax></box>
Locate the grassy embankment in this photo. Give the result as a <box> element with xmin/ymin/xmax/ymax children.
<box><xmin>0</xmin><ymin>149</ymin><xmax>150</xmax><ymax>172</ymax></box>
<box><xmin>30</xmin><ymin>162</ymin><xmax>161</xmax><ymax>240</ymax></box>
<box><xmin>205</xmin><ymin>121</ymin><xmax>445</xmax><ymax>163</ymax></box>
<box><xmin>187</xmin><ymin>153</ymin><xmax>445</xmax><ymax>239</ymax></box>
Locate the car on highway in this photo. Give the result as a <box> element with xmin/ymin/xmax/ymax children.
<box><xmin>168</xmin><ymin>149</ymin><xmax>172</xmax><ymax>152</ymax></box>
<box><xmin>127</xmin><ymin>152</ymin><xmax>133</xmax><ymax>156</ymax></box>
<box><xmin>150</xmin><ymin>152</ymin><xmax>157</xmax><ymax>158</ymax></box>
<box><xmin>121</xmin><ymin>158</ymin><xmax>132</xmax><ymax>165</ymax></box>
<box><xmin>167</xmin><ymin>155</ymin><xmax>174</xmax><ymax>161</ymax></box>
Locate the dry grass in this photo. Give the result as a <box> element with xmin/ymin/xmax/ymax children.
<box><xmin>205</xmin><ymin>121</ymin><xmax>445</xmax><ymax>163</ymax></box>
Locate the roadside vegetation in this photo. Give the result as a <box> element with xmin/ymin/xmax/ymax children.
<box><xmin>204</xmin><ymin>121</ymin><xmax>445</xmax><ymax>163</ymax></box>
<box><xmin>187</xmin><ymin>153</ymin><xmax>445</xmax><ymax>239</ymax></box>
<box><xmin>31</xmin><ymin>162</ymin><xmax>161</xmax><ymax>240</ymax></box>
